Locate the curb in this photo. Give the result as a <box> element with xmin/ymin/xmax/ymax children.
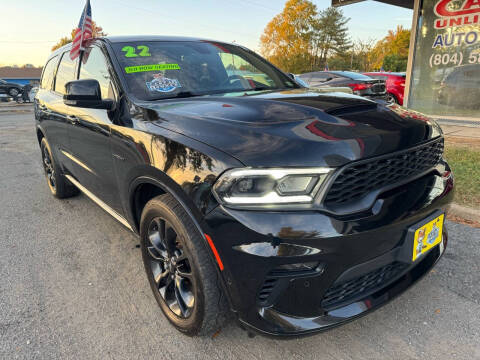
<box><xmin>449</xmin><ymin>203</ymin><xmax>480</xmax><ymax>223</ymax></box>
<box><xmin>0</xmin><ymin>109</ymin><xmax>34</xmax><ymax>114</ymax></box>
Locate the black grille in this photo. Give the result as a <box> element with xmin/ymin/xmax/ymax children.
<box><xmin>324</xmin><ymin>139</ymin><xmax>444</xmax><ymax>205</ymax></box>
<box><xmin>321</xmin><ymin>262</ymin><xmax>407</xmax><ymax>310</ymax></box>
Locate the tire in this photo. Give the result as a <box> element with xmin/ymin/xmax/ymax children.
<box><xmin>8</xmin><ymin>88</ymin><xmax>19</xmax><ymax>97</ymax></box>
<box><xmin>40</xmin><ymin>137</ymin><xmax>79</xmax><ymax>198</ymax></box>
<box><xmin>140</xmin><ymin>193</ymin><xmax>229</xmax><ymax>336</ymax></box>
<box><xmin>386</xmin><ymin>93</ymin><xmax>398</xmax><ymax>104</ymax></box>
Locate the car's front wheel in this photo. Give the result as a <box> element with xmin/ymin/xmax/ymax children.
<box><xmin>140</xmin><ymin>194</ymin><xmax>228</xmax><ymax>336</ymax></box>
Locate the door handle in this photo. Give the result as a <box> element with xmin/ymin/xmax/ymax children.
<box><xmin>67</xmin><ymin>115</ymin><xmax>79</xmax><ymax>125</ymax></box>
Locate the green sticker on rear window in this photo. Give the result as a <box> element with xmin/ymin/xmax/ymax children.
<box><xmin>124</xmin><ymin>64</ymin><xmax>181</xmax><ymax>73</ymax></box>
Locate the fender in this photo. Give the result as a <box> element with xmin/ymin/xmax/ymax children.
<box><xmin>127</xmin><ymin>170</ymin><xmax>208</xmax><ymax>234</ymax></box>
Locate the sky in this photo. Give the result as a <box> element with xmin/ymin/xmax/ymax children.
<box><xmin>0</xmin><ymin>0</ymin><xmax>413</xmax><ymax>67</ymax></box>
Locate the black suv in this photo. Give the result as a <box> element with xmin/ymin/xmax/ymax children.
<box><xmin>35</xmin><ymin>36</ymin><xmax>454</xmax><ymax>337</ymax></box>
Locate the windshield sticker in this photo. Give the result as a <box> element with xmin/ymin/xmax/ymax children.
<box><xmin>125</xmin><ymin>64</ymin><xmax>181</xmax><ymax>73</ymax></box>
<box><xmin>146</xmin><ymin>74</ymin><xmax>182</xmax><ymax>93</ymax></box>
<box><xmin>121</xmin><ymin>45</ymin><xmax>152</xmax><ymax>58</ymax></box>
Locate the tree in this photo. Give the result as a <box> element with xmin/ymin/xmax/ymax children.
<box><xmin>51</xmin><ymin>22</ymin><xmax>107</xmax><ymax>51</ymax></box>
<box><xmin>260</xmin><ymin>1</ymin><xmax>351</xmax><ymax>73</ymax></box>
<box><xmin>260</xmin><ymin>0</ymin><xmax>318</xmax><ymax>73</ymax></box>
<box><xmin>382</xmin><ymin>54</ymin><xmax>408</xmax><ymax>72</ymax></box>
<box><xmin>370</xmin><ymin>25</ymin><xmax>410</xmax><ymax>71</ymax></box>
<box><xmin>311</xmin><ymin>7</ymin><xmax>351</xmax><ymax>69</ymax></box>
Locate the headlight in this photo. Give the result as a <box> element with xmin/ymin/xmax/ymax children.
<box><xmin>213</xmin><ymin>168</ymin><xmax>333</xmax><ymax>207</ymax></box>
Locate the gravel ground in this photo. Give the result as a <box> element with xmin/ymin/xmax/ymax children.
<box><xmin>1</xmin><ymin>110</ymin><xmax>479</xmax><ymax>360</ymax></box>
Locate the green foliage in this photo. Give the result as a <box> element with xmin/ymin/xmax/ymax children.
<box><xmin>383</xmin><ymin>54</ymin><xmax>408</xmax><ymax>72</ymax></box>
<box><xmin>444</xmin><ymin>145</ymin><xmax>480</xmax><ymax>208</ymax></box>
<box><xmin>311</xmin><ymin>7</ymin><xmax>351</xmax><ymax>69</ymax></box>
<box><xmin>370</xmin><ymin>26</ymin><xmax>410</xmax><ymax>71</ymax></box>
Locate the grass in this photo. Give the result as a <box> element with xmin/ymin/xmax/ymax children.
<box><xmin>444</xmin><ymin>144</ymin><xmax>480</xmax><ymax>209</ymax></box>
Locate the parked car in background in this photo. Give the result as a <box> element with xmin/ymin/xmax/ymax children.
<box><xmin>364</xmin><ymin>72</ymin><xmax>406</xmax><ymax>105</ymax></box>
<box><xmin>0</xmin><ymin>79</ymin><xmax>23</xmax><ymax>97</ymax></box>
<box><xmin>436</xmin><ymin>64</ymin><xmax>480</xmax><ymax>109</ymax></box>
<box><xmin>35</xmin><ymin>36</ymin><xmax>453</xmax><ymax>338</ymax></box>
<box><xmin>298</xmin><ymin>71</ymin><xmax>386</xmax><ymax>102</ymax></box>
<box><xmin>293</xmin><ymin>74</ymin><xmax>353</xmax><ymax>95</ymax></box>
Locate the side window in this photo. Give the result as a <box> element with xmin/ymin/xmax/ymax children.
<box><xmin>79</xmin><ymin>46</ymin><xmax>114</xmax><ymax>100</ymax></box>
<box><xmin>55</xmin><ymin>52</ymin><xmax>77</xmax><ymax>94</ymax></box>
<box><xmin>40</xmin><ymin>56</ymin><xmax>59</xmax><ymax>90</ymax></box>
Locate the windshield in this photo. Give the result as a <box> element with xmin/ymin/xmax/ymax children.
<box><xmin>112</xmin><ymin>41</ymin><xmax>298</xmax><ymax>100</ymax></box>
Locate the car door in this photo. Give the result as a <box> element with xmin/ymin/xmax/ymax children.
<box><xmin>48</xmin><ymin>51</ymin><xmax>81</xmax><ymax>168</ymax></box>
<box><xmin>35</xmin><ymin>54</ymin><xmax>74</xmax><ymax>168</ymax></box>
<box><xmin>65</xmin><ymin>44</ymin><xmax>123</xmax><ymax>213</ymax></box>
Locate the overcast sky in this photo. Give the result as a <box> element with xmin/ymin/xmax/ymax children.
<box><xmin>0</xmin><ymin>0</ymin><xmax>413</xmax><ymax>67</ymax></box>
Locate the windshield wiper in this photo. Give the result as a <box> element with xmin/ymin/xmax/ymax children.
<box><xmin>152</xmin><ymin>91</ymin><xmax>202</xmax><ymax>101</ymax></box>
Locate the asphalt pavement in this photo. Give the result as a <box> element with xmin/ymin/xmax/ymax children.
<box><xmin>1</xmin><ymin>109</ymin><xmax>479</xmax><ymax>360</ymax></box>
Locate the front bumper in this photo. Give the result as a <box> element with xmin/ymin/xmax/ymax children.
<box><xmin>203</xmin><ymin>164</ymin><xmax>454</xmax><ymax>337</ymax></box>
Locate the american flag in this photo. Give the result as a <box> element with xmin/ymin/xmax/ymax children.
<box><xmin>70</xmin><ymin>0</ymin><xmax>93</xmax><ymax>60</ymax></box>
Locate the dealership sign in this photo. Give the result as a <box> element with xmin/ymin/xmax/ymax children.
<box><xmin>432</xmin><ymin>0</ymin><xmax>480</xmax><ymax>48</ymax></box>
<box><xmin>434</xmin><ymin>0</ymin><xmax>480</xmax><ymax>28</ymax></box>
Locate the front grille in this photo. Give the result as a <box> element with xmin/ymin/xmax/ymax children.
<box><xmin>372</xmin><ymin>83</ymin><xmax>386</xmax><ymax>93</ymax></box>
<box><xmin>324</xmin><ymin>139</ymin><xmax>444</xmax><ymax>205</ymax></box>
<box><xmin>321</xmin><ymin>262</ymin><xmax>407</xmax><ymax>310</ymax></box>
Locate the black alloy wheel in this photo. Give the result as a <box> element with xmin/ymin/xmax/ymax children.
<box><xmin>39</xmin><ymin>137</ymin><xmax>78</xmax><ymax>198</ymax></box>
<box><xmin>41</xmin><ymin>139</ymin><xmax>57</xmax><ymax>193</ymax></box>
<box><xmin>140</xmin><ymin>194</ymin><xmax>229</xmax><ymax>336</ymax></box>
<box><xmin>146</xmin><ymin>216</ymin><xmax>195</xmax><ymax>318</ymax></box>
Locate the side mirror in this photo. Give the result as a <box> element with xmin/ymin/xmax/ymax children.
<box><xmin>287</xmin><ymin>73</ymin><xmax>295</xmax><ymax>80</ymax></box>
<box><xmin>325</xmin><ymin>77</ymin><xmax>333</xmax><ymax>82</ymax></box>
<box><xmin>64</xmin><ymin>79</ymin><xmax>114</xmax><ymax>110</ymax></box>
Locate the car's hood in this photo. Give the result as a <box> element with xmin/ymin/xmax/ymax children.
<box><xmin>137</xmin><ymin>89</ymin><xmax>440</xmax><ymax>168</ymax></box>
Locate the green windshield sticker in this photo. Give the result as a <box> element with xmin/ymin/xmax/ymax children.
<box><xmin>137</xmin><ymin>45</ymin><xmax>151</xmax><ymax>57</ymax></box>
<box><xmin>121</xmin><ymin>45</ymin><xmax>152</xmax><ymax>58</ymax></box>
<box><xmin>125</xmin><ymin>64</ymin><xmax>181</xmax><ymax>73</ymax></box>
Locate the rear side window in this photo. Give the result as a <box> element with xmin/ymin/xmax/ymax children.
<box><xmin>55</xmin><ymin>52</ymin><xmax>77</xmax><ymax>94</ymax></box>
<box><xmin>40</xmin><ymin>56</ymin><xmax>58</xmax><ymax>90</ymax></box>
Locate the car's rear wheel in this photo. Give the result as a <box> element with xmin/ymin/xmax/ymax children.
<box><xmin>8</xmin><ymin>88</ymin><xmax>19</xmax><ymax>97</ymax></box>
<box><xmin>40</xmin><ymin>137</ymin><xmax>78</xmax><ymax>198</ymax></box>
<box><xmin>140</xmin><ymin>194</ymin><xmax>228</xmax><ymax>336</ymax></box>
<box><xmin>386</xmin><ymin>93</ymin><xmax>398</xmax><ymax>104</ymax></box>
